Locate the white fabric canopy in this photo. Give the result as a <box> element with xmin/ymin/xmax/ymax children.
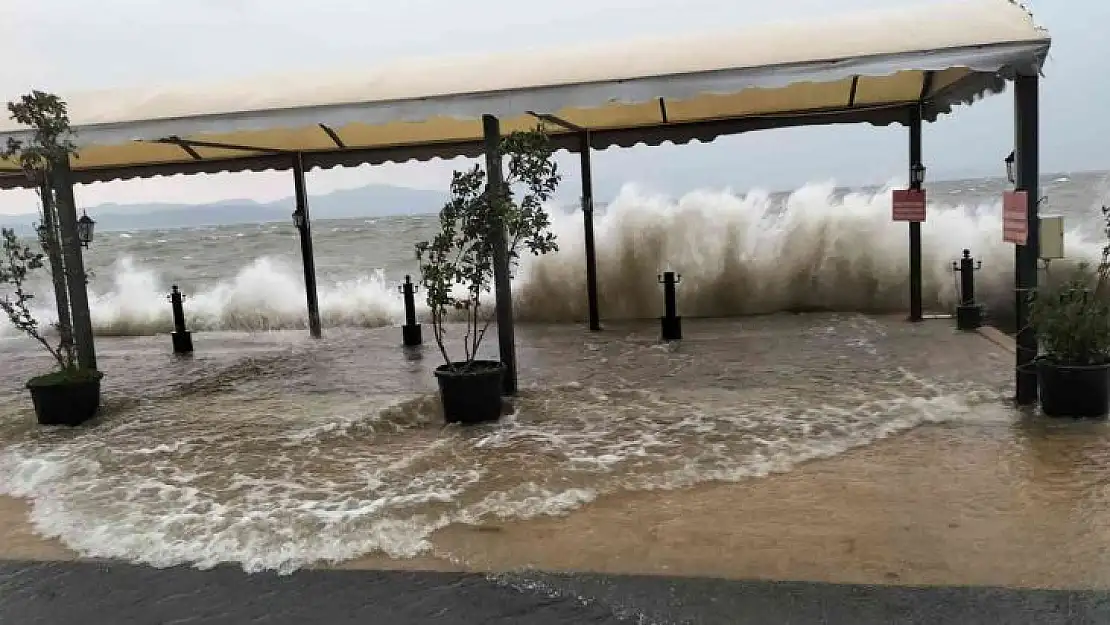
<box><xmin>0</xmin><ymin>0</ymin><xmax>1049</xmax><ymax>188</ymax></box>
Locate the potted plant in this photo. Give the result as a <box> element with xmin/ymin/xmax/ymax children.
<box><xmin>415</xmin><ymin>127</ymin><xmax>560</xmax><ymax>424</ymax></box>
<box><xmin>1028</xmin><ymin>205</ymin><xmax>1110</xmax><ymax>418</ymax></box>
<box><xmin>0</xmin><ymin>229</ymin><xmax>102</xmax><ymax>425</ymax></box>
<box><xmin>1</xmin><ymin>91</ymin><xmax>103</xmax><ymax>426</ymax></box>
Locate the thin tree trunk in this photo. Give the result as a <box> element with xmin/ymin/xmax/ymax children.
<box><xmin>39</xmin><ymin>182</ymin><xmax>73</xmax><ymax>367</ymax></box>
<box><xmin>51</xmin><ymin>159</ymin><xmax>96</xmax><ymax>371</ymax></box>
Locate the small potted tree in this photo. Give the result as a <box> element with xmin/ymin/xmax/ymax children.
<box><xmin>1029</xmin><ymin>205</ymin><xmax>1110</xmax><ymax>418</ymax></box>
<box><xmin>1</xmin><ymin>91</ymin><xmax>103</xmax><ymax>426</ymax></box>
<box><xmin>415</xmin><ymin>127</ymin><xmax>560</xmax><ymax>424</ymax></box>
<box><xmin>0</xmin><ymin>229</ymin><xmax>101</xmax><ymax>425</ymax></box>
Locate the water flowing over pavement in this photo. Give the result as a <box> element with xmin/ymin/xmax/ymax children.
<box><xmin>6</xmin><ymin>315</ymin><xmax>1110</xmax><ymax>621</ymax></box>
<box><xmin>0</xmin><ymin>314</ymin><xmax>1015</xmax><ymax>573</ymax></box>
<box><xmin>2</xmin><ymin>316</ymin><xmax>1110</xmax><ymax>621</ymax></box>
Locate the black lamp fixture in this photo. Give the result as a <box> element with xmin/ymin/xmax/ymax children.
<box><xmin>1005</xmin><ymin>151</ymin><xmax>1016</xmax><ymax>184</ymax></box>
<box><xmin>76</xmin><ymin>210</ymin><xmax>95</xmax><ymax>248</ymax></box>
<box><xmin>909</xmin><ymin>162</ymin><xmax>926</xmax><ymax>189</ymax></box>
<box><xmin>292</xmin><ymin>208</ymin><xmax>305</xmax><ymax>230</ymax></box>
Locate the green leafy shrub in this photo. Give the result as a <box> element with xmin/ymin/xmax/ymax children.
<box><xmin>1029</xmin><ymin>205</ymin><xmax>1110</xmax><ymax>365</ymax></box>
<box><xmin>415</xmin><ymin>127</ymin><xmax>561</xmax><ymax>370</ymax></box>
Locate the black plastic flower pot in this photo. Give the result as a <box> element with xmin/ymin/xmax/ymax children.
<box><xmin>26</xmin><ymin>369</ymin><xmax>104</xmax><ymax>427</ymax></box>
<box><xmin>434</xmin><ymin>360</ymin><xmax>504</xmax><ymax>425</ymax></box>
<box><xmin>1037</xmin><ymin>360</ymin><xmax>1110</xmax><ymax>418</ymax></box>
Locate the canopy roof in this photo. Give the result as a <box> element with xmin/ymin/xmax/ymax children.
<box><xmin>0</xmin><ymin>0</ymin><xmax>1049</xmax><ymax>189</ymax></box>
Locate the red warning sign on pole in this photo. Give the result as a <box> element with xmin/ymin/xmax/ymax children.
<box><xmin>892</xmin><ymin>189</ymin><xmax>926</xmax><ymax>222</ymax></box>
<box><xmin>1003</xmin><ymin>190</ymin><xmax>1028</xmax><ymax>245</ymax></box>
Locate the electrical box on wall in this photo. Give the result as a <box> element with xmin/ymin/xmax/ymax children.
<box><xmin>1040</xmin><ymin>215</ymin><xmax>1064</xmax><ymax>260</ymax></box>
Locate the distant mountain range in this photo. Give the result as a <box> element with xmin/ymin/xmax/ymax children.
<box><xmin>3</xmin><ymin>170</ymin><xmax>1096</xmax><ymax>236</ymax></box>
<box><xmin>0</xmin><ymin>184</ymin><xmax>448</xmax><ymax>234</ymax></box>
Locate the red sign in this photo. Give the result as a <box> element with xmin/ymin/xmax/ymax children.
<box><xmin>892</xmin><ymin>189</ymin><xmax>926</xmax><ymax>222</ymax></box>
<box><xmin>1003</xmin><ymin>190</ymin><xmax>1028</xmax><ymax>244</ymax></box>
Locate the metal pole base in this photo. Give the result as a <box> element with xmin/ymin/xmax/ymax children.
<box><xmin>402</xmin><ymin>323</ymin><xmax>423</xmax><ymax>347</ymax></box>
<box><xmin>660</xmin><ymin>315</ymin><xmax>683</xmax><ymax>342</ymax></box>
<box><xmin>956</xmin><ymin>305</ymin><xmax>983</xmax><ymax>332</ymax></box>
<box><xmin>172</xmin><ymin>331</ymin><xmax>194</xmax><ymax>354</ymax></box>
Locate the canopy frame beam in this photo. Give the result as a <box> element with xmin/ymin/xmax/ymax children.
<box><xmin>163</xmin><ymin>138</ymin><xmax>204</xmax><ymax>161</ymax></box>
<box><xmin>152</xmin><ymin>136</ymin><xmax>290</xmax><ymax>155</ymax></box>
<box><xmin>318</xmin><ymin>124</ymin><xmax>346</xmax><ymax>148</ymax></box>
<box><xmin>526</xmin><ymin>111</ymin><xmax>583</xmax><ymax>132</ymax></box>
<box><xmin>528</xmin><ymin>111</ymin><xmax>601</xmax><ymax>331</ymax></box>
<box><xmin>3</xmin><ymin>101</ymin><xmax>925</xmax><ymax>188</ymax></box>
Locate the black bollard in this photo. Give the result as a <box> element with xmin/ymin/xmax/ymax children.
<box><xmin>168</xmin><ymin>285</ymin><xmax>194</xmax><ymax>354</ymax></box>
<box><xmin>658</xmin><ymin>271</ymin><xmax>683</xmax><ymax>341</ymax></box>
<box><xmin>952</xmin><ymin>249</ymin><xmax>983</xmax><ymax>331</ymax></box>
<box><xmin>399</xmin><ymin>275</ymin><xmax>422</xmax><ymax>347</ymax></box>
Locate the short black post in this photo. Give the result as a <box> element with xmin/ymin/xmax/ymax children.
<box><xmin>399</xmin><ymin>275</ymin><xmax>422</xmax><ymax>347</ymax></box>
<box><xmin>658</xmin><ymin>271</ymin><xmax>682</xmax><ymax>341</ymax></box>
<box><xmin>952</xmin><ymin>250</ymin><xmax>983</xmax><ymax>331</ymax></box>
<box><xmin>168</xmin><ymin>285</ymin><xmax>194</xmax><ymax>354</ymax></box>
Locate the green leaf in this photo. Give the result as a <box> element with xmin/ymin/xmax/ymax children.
<box><xmin>414</xmin><ymin>125</ymin><xmax>562</xmax><ymax>366</ymax></box>
<box><xmin>1029</xmin><ymin>213</ymin><xmax>1110</xmax><ymax>365</ymax></box>
<box><xmin>1</xmin><ymin>91</ymin><xmax>80</xmax><ymax>371</ymax></box>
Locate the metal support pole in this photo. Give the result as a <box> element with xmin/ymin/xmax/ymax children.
<box><xmin>482</xmin><ymin>114</ymin><xmax>518</xmax><ymax>396</ymax></box>
<box><xmin>1014</xmin><ymin>73</ymin><xmax>1041</xmax><ymax>406</ymax></box>
<box><xmin>292</xmin><ymin>153</ymin><xmax>322</xmax><ymax>339</ymax></box>
<box><xmin>51</xmin><ymin>158</ymin><xmax>96</xmax><ymax>371</ymax></box>
<box><xmin>399</xmin><ymin>275</ymin><xmax>422</xmax><ymax>347</ymax></box>
<box><xmin>908</xmin><ymin>107</ymin><xmax>924</xmax><ymax>323</ymax></box>
<box><xmin>39</xmin><ymin>181</ymin><xmax>73</xmax><ymax>357</ymax></box>
<box><xmin>658</xmin><ymin>271</ymin><xmax>682</xmax><ymax>341</ymax></box>
<box><xmin>580</xmin><ymin>132</ymin><xmax>601</xmax><ymax>332</ymax></box>
<box><xmin>168</xmin><ymin>285</ymin><xmax>194</xmax><ymax>354</ymax></box>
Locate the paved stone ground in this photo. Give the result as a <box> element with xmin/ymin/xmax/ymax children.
<box><xmin>2</xmin><ymin>561</ymin><xmax>1107</xmax><ymax>624</ymax></box>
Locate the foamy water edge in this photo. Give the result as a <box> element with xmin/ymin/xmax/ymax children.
<box><xmin>1</xmin><ymin>181</ymin><xmax>1103</xmax><ymax>338</ymax></box>
<box><xmin>0</xmin><ymin>380</ymin><xmax>1003</xmax><ymax>574</ymax></box>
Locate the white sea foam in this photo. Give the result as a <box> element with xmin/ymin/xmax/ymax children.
<box><xmin>0</xmin><ymin>180</ymin><xmax>1103</xmax><ymax>338</ymax></box>
<box><xmin>0</xmin><ymin>364</ymin><xmax>1006</xmax><ymax>574</ymax></box>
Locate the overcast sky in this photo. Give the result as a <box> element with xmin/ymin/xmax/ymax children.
<box><xmin>0</xmin><ymin>0</ymin><xmax>1103</xmax><ymax>216</ymax></box>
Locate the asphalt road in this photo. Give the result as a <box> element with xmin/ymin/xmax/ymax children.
<box><xmin>2</xmin><ymin>561</ymin><xmax>1107</xmax><ymax>624</ymax></box>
